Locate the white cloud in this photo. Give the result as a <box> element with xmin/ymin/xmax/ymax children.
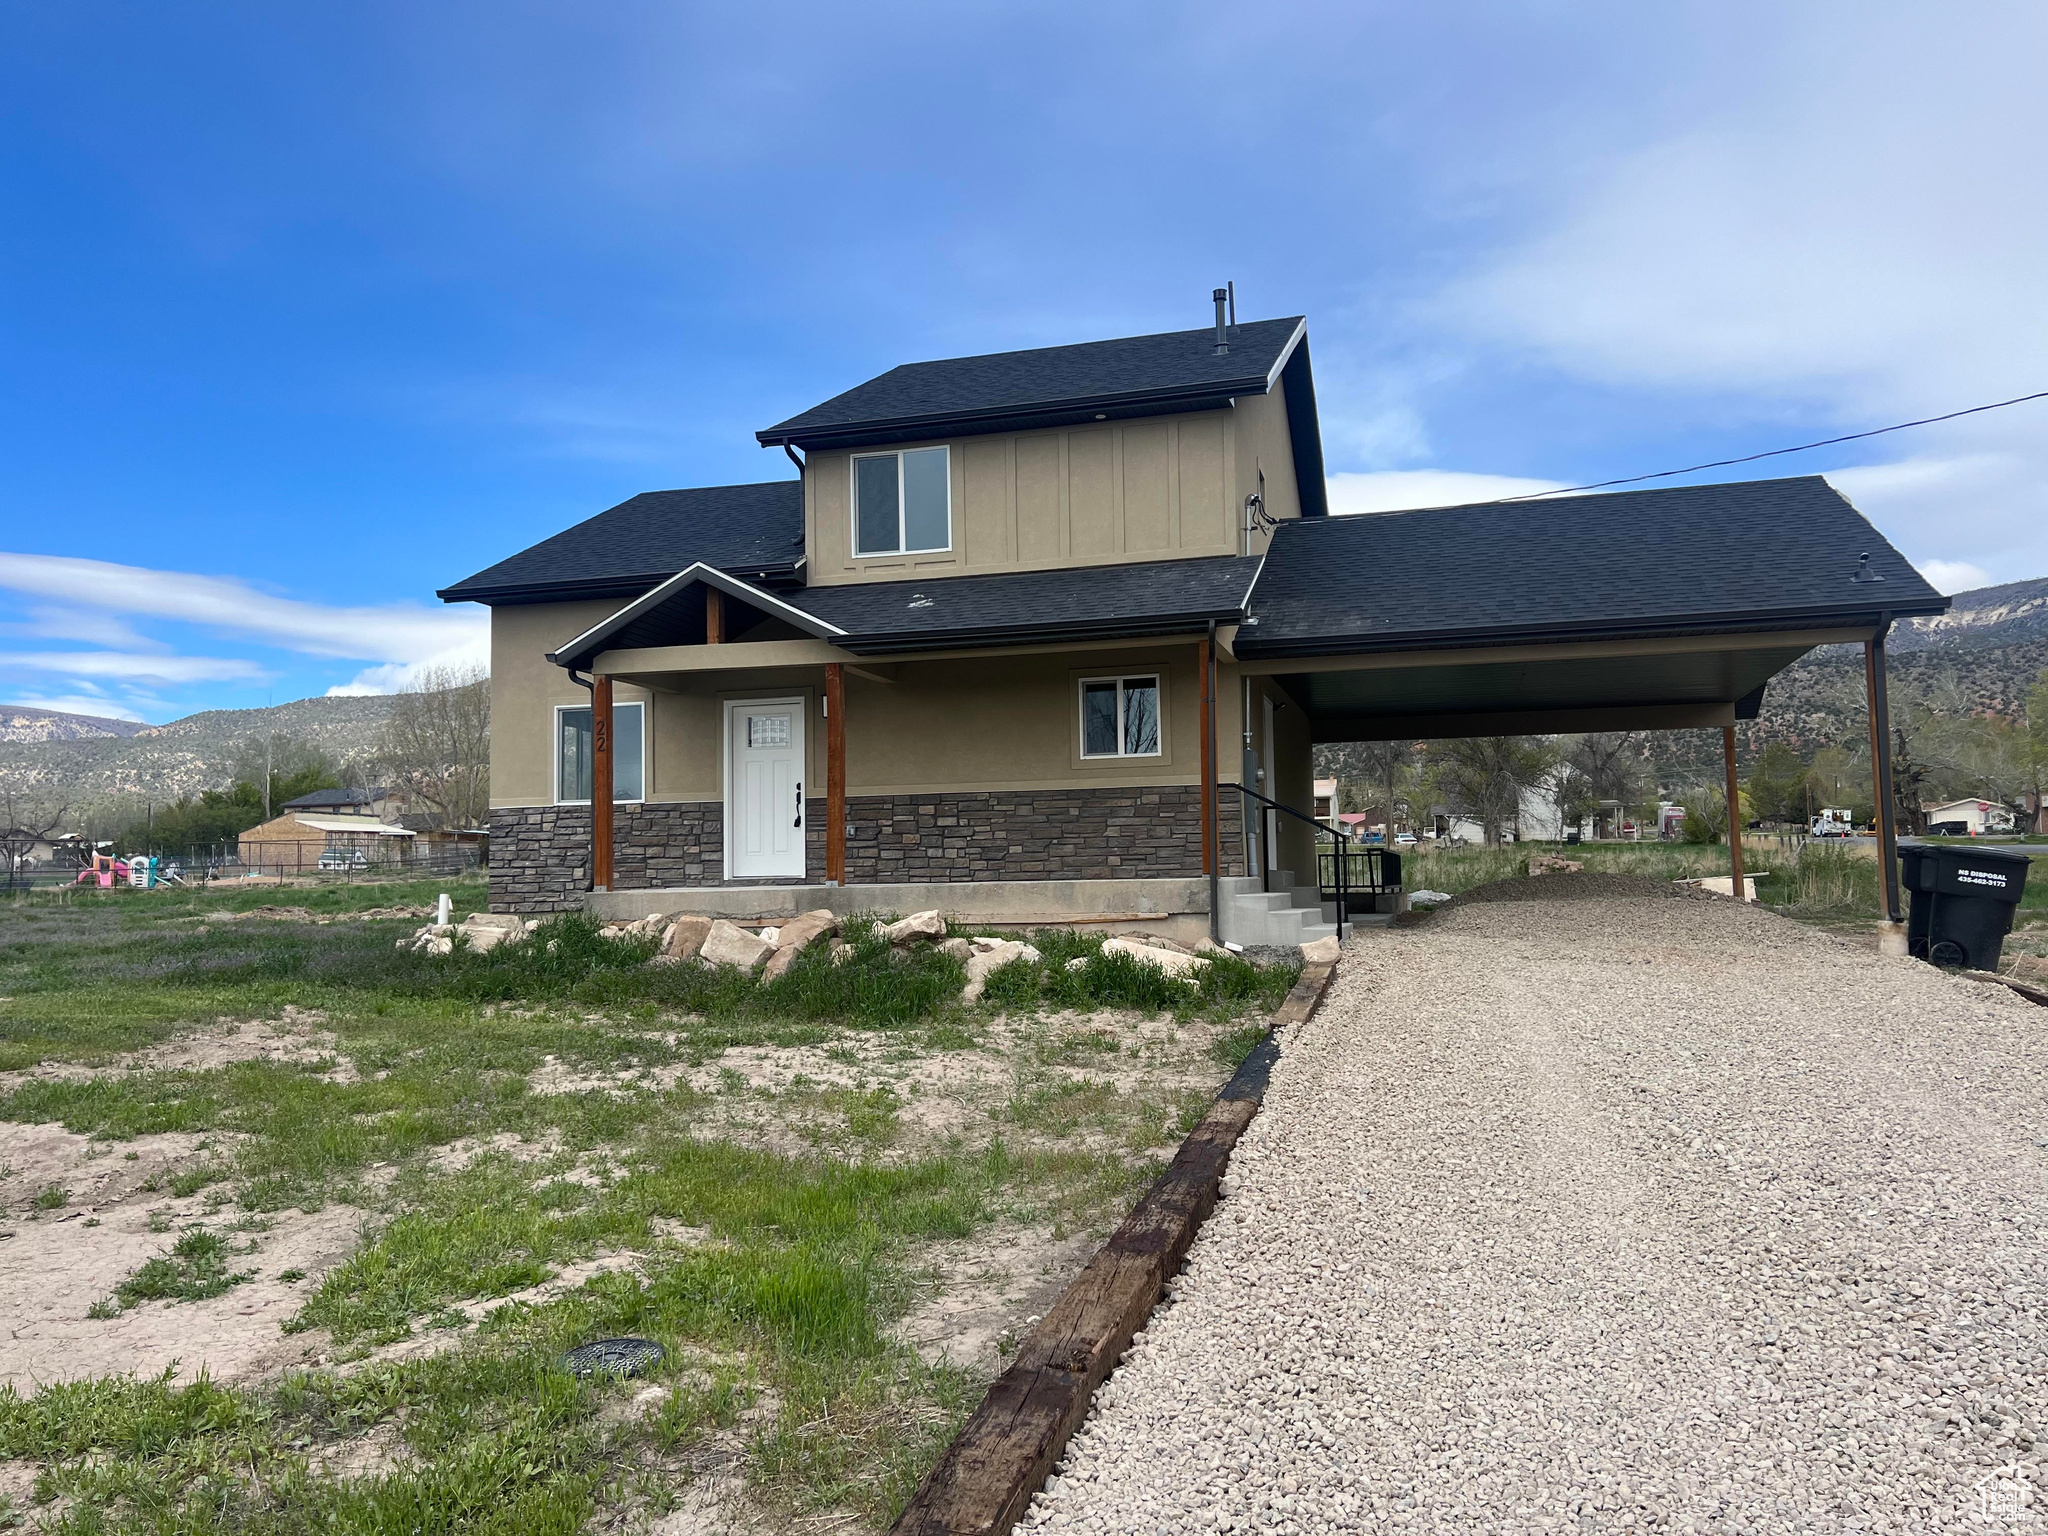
<box><xmin>0</xmin><ymin>651</ymin><xmax>265</xmax><ymax>683</ymax></box>
<box><xmin>0</xmin><ymin>553</ymin><xmax>486</xmax><ymax>665</ymax></box>
<box><xmin>1432</xmin><ymin>7</ymin><xmax>2048</xmax><ymax>582</ymax></box>
<box><xmin>0</xmin><ymin>694</ymin><xmax>148</xmax><ymax>723</ymax></box>
<box><xmin>3</xmin><ymin>606</ymin><xmax>165</xmax><ymax>650</ymax></box>
<box><xmin>1327</xmin><ymin>470</ymin><xmax>1565</xmax><ymax>516</ymax></box>
<box><xmin>1916</xmin><ymin>560</ymin><xmax>1993</xmax><ymax>597</ymax></box>
<box><xmin>0</xmin><ymin>551</ymin><xmax>489</xmax><ymax>697</ymax></box>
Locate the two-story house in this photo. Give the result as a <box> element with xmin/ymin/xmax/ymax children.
<box><xmin>441</xmin><ymin>302</ymin><xmax>1945</xmax><ymax>944</ymax></box>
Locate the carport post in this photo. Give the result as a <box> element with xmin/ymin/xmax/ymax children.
<box><xmin>591</xmin><ymin>673</ymin><xmax>613</xmax><ymax>893</ymax></box>
<box><xmin>1722</xmin><ymin>725</ymin><xmax>1746</xmax><ymax>903</ymax></box>
<box><xmin>1865</xmin><ymin>620</ymin><xmax>1903</xmax><ymax>922</ymax></box>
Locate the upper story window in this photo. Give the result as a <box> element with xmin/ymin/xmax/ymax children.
<box><xmin>556</xmin><ymin>701</ymin><xmax>645</xmax><ymax>804</ymax></box>
<box><xmin>1080</xmin><ymin>675</ymin><xmax>1161</xmax><ymax>758</ymax></box>
<box><xmin>853</xmin><ymin>446</ymin><xmax>950</xmax><ymax>557</ymax></box>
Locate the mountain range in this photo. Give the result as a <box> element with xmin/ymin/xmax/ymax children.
<box><xmin>0</xmin><ymin>694</ymin><xmax>398</xmax><ymax>806</ymax></box>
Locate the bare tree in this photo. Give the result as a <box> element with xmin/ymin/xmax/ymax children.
<box><xmin>0</xmin><ymin>787</ymin><xmax>71</xmax><ymax>890</ymax></box>
<box><xmin>375</xmin><ymin>664</ymin><xmax>491</xmax><ymax>830</ymax></box>
<box><xmin>1338</xmin><ymin>739</ymin><xmax>1416</xmax><ymax>839</ymax></box>
<box><xmin>1423</xmin><ymin>736</ymin><xmax>1559</xmax><ymax>846</ymax></box>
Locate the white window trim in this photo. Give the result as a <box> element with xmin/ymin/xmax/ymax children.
<box><xmin>553</xmin><ymin>700</ymin><xmax>646</xmax><ymax>805</ymax></box>
<box><xmin>1078</xmin><ymin>674</ymin><xmax>1164</xmax><ymax>760</ymax></box>
<box><xmin>850</xmin><ymin>446</ymin><xmax>952</xmax><ymax>558</ymax></box>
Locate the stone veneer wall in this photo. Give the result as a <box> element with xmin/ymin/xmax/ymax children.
<box><xmin>490</xmin><ymin>787</ymin><xmax>1246</xmax><ymax>913</ymax></box>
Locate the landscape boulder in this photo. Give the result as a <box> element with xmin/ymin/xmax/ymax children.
<box><xmin>760</xmin><ymin>909</ymin><xmax>840</xmax><ymax>979</ymax></box>
<box><xmin>938</xmin><ymin>936</ymin><xmax>974</xmax><ymax>962</ymax></box>
<box><xmin>1528</xmin><ymin>854</ymin><xmax>1584</xmax><ymax>876</ymax></box>
<box><xmin>662</xmin><ymin>915</ymin><xmax>714</xmax><ymax>962</ymax></box>
<box><xmin>1299</xmin><ymin>935</ymin><xmax>1341</xmax><ymax>965</ymax></box>
<box><xmin>457</xmin><ymin>913</ymin><xmax>523</xmax><ymax>953</ymax></box>
<box><xmin>700</xmin><ymin>919</ymin><xmax>774</xmax><ymax>972</ymax></box>
<box><xmin>883</xmin><ymin>910</ymin><xmax>948</xmax><ymax>946</ymax></box>
<box><xmin>1101</xmin><ymin>936</ymin><xmax>1210</xmax><ymax>980</ymax></box>
<box><xmin>961</xmin><ymin>940</ymin><xmax>1044</xmax><ymax>1003</ymax></box>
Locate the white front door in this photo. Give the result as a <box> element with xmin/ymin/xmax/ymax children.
<box><xmin>726</xmin><ymin>698</ymin><xmax>807</xmax><ymax>879</ymax></box>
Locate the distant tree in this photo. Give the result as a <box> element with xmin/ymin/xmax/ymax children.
<box><xmin>1745</xmin><ymin>740</ymin><xmax>1806</xmax><ymax>826</ymax></box>
<box><xmin>1556</xmin><ymin>732</ymin><xmax>1645</xmax><ymax>836</ymax></box>
<box><xmin>1423</xmin><ymin>736</ymin><xmax>1558</xmax><ymax>846</ymax></box>
<box><xmin>1338</xmin><ymin>739</ymin><xmax>1416</xmax><ymax>838</ymax></box>
<box><xmin>228</xmin><ymin>735</ymin><xmax>341</xmax><ymax>819</ymax></box>
<box><xmin>2028</xmin><ymin>669</ymin><xmax>2048</xmax><ymax>833</ymax></box>
<box><xmin>375</xmin><ymin>664</ymin><xmax>490</xmax><ymax>831</ymax></box>
<box><xmin>0</xmin><ymin>787</ymin><xmax>70</xmax><ymax>889</ymax></box>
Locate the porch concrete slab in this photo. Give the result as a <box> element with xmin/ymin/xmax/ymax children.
<box><xmin>586</xmin><ymin>876</ymin><xmax>1211</xmax><ymax>939</ymax></box>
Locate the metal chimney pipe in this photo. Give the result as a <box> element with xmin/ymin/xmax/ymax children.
<box><xmin>1213</xmin><ymin>288</ymin><xmax>1229</xmax><ymax>353</ymax></box>
<box><xmin>1227</xmin><ymin>280</ymin><xmax>1236</xmax><ymax>331</ymax></box>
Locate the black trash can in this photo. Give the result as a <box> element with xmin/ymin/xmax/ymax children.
<box><xmin>1898</xmin><ymin>842</ymin><xmax>2031</xmax><ymax>971</ymax></box>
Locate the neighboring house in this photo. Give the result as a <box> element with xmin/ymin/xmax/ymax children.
<box><xmin>281</xmin><ymin>787</ymin><xmax>408</xmax><ymax>820</ymax></box>
<box><xmin>1312</xmin><ymin>778</ymin><xmax>1340</xmax><ymax>827</ymax></box>
<box><xmin>439</xmin><ymin>301</ymin><xmax>1946</xmax><ymax>945</ymax></box>
<box><xmin>238</xmin><ymin>812</ymin><xmax>417</xmax><ymax>873</ymax></box>
<box><xmin>1921</xmin><ymin>798</ymin><xmax>2017</xmax><ymax>836</ymax></box>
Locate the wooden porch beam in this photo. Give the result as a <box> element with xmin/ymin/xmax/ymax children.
<box><xmin>705</xmin><ymin>588</ymin><xmax>725</xmax><ymax>645</ymax></box>
<box><xmin>1198</xmin><ymin>633</ymin><xmax>1215</xmax><ymax>878</ymax></box>
<box><xmin>825</xmin><ymin>662</ymin><xmax>846</xmax><ymax>886</ymax></box>
<box><xmin>1722</xmin><ymin>724</ymin><xmax>1746</xmax><ymax>904</ymax></box>
<box><xmin>591</xmin><ymin>673</ymin><xmax>614</xmax><ymax>893</ymax></box>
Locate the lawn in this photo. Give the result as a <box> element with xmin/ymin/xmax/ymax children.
<box><xmin>0</xmin><ymin>879</ymin><xmax>1296</xmax><ymax>1534</ymax></box>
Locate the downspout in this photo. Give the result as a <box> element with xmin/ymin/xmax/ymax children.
<box><xmin>1206</xmin><ymin>620</ymin><xmax>1220</xmax><ymax>947</ymax></box>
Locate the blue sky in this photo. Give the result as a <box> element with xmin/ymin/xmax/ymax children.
<box><xmin>2</xmin><ymin>2</ymin><xmax>2043</xmax><ymax>723</ymax></box>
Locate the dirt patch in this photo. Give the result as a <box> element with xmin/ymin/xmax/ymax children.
<box><xmin>1398</xmin><ymin>871</ymin><xmax>1714</xmax><ymax>921</ymax></box>
<box><xmin>893</xmin><ymin>1223</ymin><xmax>1101</xmax><ymax>1373</ymax></box>
<box><xmin>181</xmin><ymin>905</ymin><xmax>434</xmax><ymax>925</ymax></box>
<box><xmin>0</xmin><ymin>1011</ymin><xmax>356</xmax><ymax>1093</ymax></box>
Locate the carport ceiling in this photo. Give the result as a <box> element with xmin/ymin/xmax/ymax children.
<box><xmin>1283</xmin><ymin>640</ymin><xmax>1817</xmax><ymax>743</ymax></box>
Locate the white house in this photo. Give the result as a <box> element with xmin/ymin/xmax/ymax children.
<box><xmin>1921</xmin><ymin>798</ymin><xmax>2016</xmax><ymax>836</ymax></box>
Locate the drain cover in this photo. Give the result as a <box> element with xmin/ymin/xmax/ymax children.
<box><xmin>560</xmin><ymin>1337</ymin><xmax>665</xmax><ymax>1379</ymax></box>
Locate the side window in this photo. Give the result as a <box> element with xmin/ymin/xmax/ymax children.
<box><xmin>556</xmin><ymin>701</ymin><xmax>645</xmax><ymax>803</ymax></box>
<box><xmin>1079</xmin><ymin>676</ymin><xmax>1161</xmax><ymax>758</ymax></box>
<box><xmin>851</xmin><ymin>446</ymin><xmax>950</xmax><ymax>556</ymax></box>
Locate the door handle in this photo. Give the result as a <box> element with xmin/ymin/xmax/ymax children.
<box><xmin>794</xmin><ymin>781</ymin><xmax>803</xmax><ymax>829</ymax></box>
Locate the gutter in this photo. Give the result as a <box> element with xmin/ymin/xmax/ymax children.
<box><xmin>757</xmin><ymin>379</ymin><xmax>1271</xmax><ymax>451</ymax></box>
<box><xmin>1230</xmin><ymin>603</ymin><xmax>1953</xmax><ymax>661</ymax></box>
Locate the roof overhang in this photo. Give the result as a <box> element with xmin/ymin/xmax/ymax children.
<box><xmin>757</xmin><ymin>385</ymin><xmax>1264</xmax><ymax>453</ymax></box>
<box><xmin>1232</xmin><ymin>625</ymin><xmax>1873</xmax><ymax>744</ymax></box>
<box><xmin>546</xmin><ymin>564</ymin><xmax>844</xmax><ymax>670</ymax></box>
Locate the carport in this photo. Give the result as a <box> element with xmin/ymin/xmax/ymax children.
<box><xmin>1224</xmin><ymin>476</ymin><xmax>1949</xmax><ymax>923</ymax></box>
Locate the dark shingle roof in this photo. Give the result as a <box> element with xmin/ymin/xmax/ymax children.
<box><xmin>758</xmin><ymin>319</ymin><xmax>1307</xmax><ymax>450</ymax></box>
<box><xmin>281</xmin><ymin>788</ymin><xmax>384</xmax><ymax>810</ymax></box>
<box><xmin>438</xmin><ymin>482</ymin><xmax>803</xmax><ymax>605</ymax></box>
<box><xmin>549</xmin><ymin>555</ymin><xmax>1261</xmax><ymax>667</ymax></box>
<box><xmin>798</xmin><ymin>555</ymin><xmax>1260</xmax><ymax>653</ymax></box>
<box><xmin>1237</xmin><ymin>476</ymin><xmax>1946</xmax><ymax>657</ymax></box>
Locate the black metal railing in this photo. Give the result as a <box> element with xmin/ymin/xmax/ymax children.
<box><xmin>1223</xmin><ymin>781</ymin><xmax>1351</xmax><ymax>939</ymax></box>
<box><xmin>1319</xmin><ymin>843</ymin><xmax>1401</xmax><ymax>903</ymax></box>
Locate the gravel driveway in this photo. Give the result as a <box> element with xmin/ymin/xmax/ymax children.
<box><xmin>1026</xmin><ymin>883</ymin><xmax>2048</xmax><ymax>1534</ymax></box>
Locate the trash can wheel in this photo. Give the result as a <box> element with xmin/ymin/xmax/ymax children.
<box><xmin>1928</xmin><ymin>938</ymin><xmax>1969</xmax><ymax>970</ymax></box>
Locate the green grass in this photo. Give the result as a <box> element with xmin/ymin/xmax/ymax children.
<box><xmin>973</xmin><ymin>927</ymin><xmax>1299</xmax><ymax>1021</ymax></box>
<box><xmin>108</xmin><ymin>1227</ymin><xmax>258</xmax><ymax>1309</ymax></box>
<box><xmin>0</xmin><ymin>879</ymin><xmax>1291</xmax><ymax>1532</ymax></box>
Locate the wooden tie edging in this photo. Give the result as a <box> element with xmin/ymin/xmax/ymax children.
<box><xmin>889</xmin><ymin>958</ymin><xmax>1340</xmax><ymax>1536</ymax></box>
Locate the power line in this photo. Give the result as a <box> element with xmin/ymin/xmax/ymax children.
<box><xmin>1497</xmin><ymin>388</ymin><xmax>2048</xmax><ymax>502</ymax></box>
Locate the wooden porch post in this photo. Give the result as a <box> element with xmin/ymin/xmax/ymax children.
<box><xmin>825</xmin><ymin>662</ymin><xmax>846</xmax><ymax>885</ymax></box>
<box><xmin>1865</xmin><ymin>622</ymin><xmax>1903</xmax><ymax>922</ymax></box>
<box><xmin>1722</xmin><ymin>724</ymin><xmax>1746</xmax><ymax>903</ymax></box>
<box><xmin>591</xmin><ymin>673</ymin><xmax>614</xmax><ymax>893</ymax></box>
<box><xmin>705</xmin><ymin>588</ymin><xmax>725</xmax><ymax>645</ymax></box>
<box><xmin>1198</xmin><ymin>634</ymin><xmax>1215</xmax><ymax>876</ymax></box>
